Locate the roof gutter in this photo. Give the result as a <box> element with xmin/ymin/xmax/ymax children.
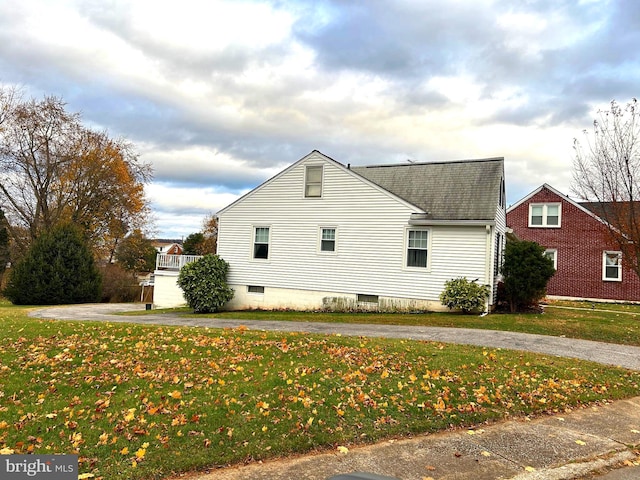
<box><xmin>408</xmin><ymin>217</ymin><xmax>496</xmax><ymax>227</ymax></box>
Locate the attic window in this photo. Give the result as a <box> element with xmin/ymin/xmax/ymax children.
<box><xmin>529</xmin><ymin>203</ymin><xmax>561</xmax><ymax>228</ymax></box>
<box><xmin>305</xmin><ymin>165</ymin><xmax>323</xmax><ymax>198</ymax></box>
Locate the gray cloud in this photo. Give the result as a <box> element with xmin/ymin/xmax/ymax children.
<box><xmin>293</xmin><ymin>1</ymin><xmax>491</xmax><ymax>78</ymax></box>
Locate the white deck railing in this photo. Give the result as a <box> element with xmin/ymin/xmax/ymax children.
<box><xmin>155</xmin><ymin>254</ymin><xmax>203</xmax><ymax>270</ymax></box>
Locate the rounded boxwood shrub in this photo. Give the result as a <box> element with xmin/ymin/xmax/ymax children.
<box><xmin>4</xmin><ymin>224</ymin><xmax>102</xmax><ymax>305</ymax></box>
<box><xmin>177</xmin><ymin>254</ymin><xmax>234</xmax><ymax>313</ymax></box>
<box><xmin>439</xmin><ymin>277</ymin><xmax>490</xmax><ymax>314</ymax></box>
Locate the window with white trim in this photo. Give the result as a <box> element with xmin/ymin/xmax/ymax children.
<box><xmin>529</xmin><ymin>203</ymin><xmax>561</xmax><ymax>227</ymax></box>
<box><xmin>320</xmin><ymin>227</ymin><xmax>336</xmax><ymax>252</ymax></box>
<box><xmin>305</xmin><ymin>165</ymin><xmax>323</xmax><ymax>198</ymax></box>
<box><xmin>603</xmin><ymin>251</ymin><xmax>622</xmax><ymax>281</ymax></box>
<box><xmin>544</xmin><ymin>248</ymin><xmax>557</xmax><ymax>270</ymax></box>
<box><xmin>406</xmin><ymin>229</ymin><xmax>429</xmax><ymax>268</ymax></box>
<box><xmin>253</xmin><ymin>227</ymin><xmax>270</xmax><ymax>259</ymax></box>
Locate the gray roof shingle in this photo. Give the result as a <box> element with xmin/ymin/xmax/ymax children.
<box><xmin>351</xmin><ymin>157</ymin><xmax>504</xmax><ymax>221</ymax></box>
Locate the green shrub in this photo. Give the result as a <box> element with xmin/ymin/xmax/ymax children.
<box><xmin>440</xmin><ymin>277</ymin><xmax>490</xmax><ymax>314</ymax></box>
<box><xmin>177</xmin><ymin>254</ymin><xmax>234</xmax><ymax>313</ymax></box>
<box><xmin>501</xmin><ymin>240</ymin><xmax>555</xmax><ymax>313</ymax></box>
<box><xmin>3</xmin><ymin>224</ymin><xmax>102</xmax><ymax>305</ymax></box>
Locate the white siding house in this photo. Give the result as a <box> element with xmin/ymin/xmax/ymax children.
<box><xmin>215</xmin><ymin>150</ymin><xmax>506</xmax><ymax>312</ymax></box>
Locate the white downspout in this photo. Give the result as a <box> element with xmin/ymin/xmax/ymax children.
<box><xmin>485</xmin><ymin>224</ymin><xmax>493</xmax><ymax>313</ymax></box>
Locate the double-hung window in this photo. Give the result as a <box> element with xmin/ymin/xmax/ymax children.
<box><xmin>603</xmin><ymin>251</ymin><xmax>622</xmax><ymax>281</ymax></box>
<box><xmin>544</xmin><ymin>248</ymin><xmax>557</xmax><ymax>270</ymax></box>
<box><xmin>253</xmin><ymin>227</ymin><xmax>270</xmax><ymax>259</ymax></box>
<box><xmin>320</xmin><ymin>228</ymin><xmax>336</xmax><ymax>252</ymax></box>
<box><xmin>305</xmin><ymin>165</ymin><xmax>323</xmax><ymax>198</ymax></box>
<box><xmin>407</xmin><ymin>229</ymin><xmax>429</xmax><ymax>268</ymax></box>
<box><xmin>529</xmin><ymin>203</ymin><xmax>561</xmax><ymax>227</ymax></box>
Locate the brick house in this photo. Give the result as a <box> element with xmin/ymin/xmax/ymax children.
<box><xmin>506</xmin><ymin>184</ymin><xmax>640</xmax><ymax>302</ymax></box>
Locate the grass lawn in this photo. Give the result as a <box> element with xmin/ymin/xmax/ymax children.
<box><xmin>1</xmin><ymin>301</ymin><xmax>640</xmax><ymax>479</ymax></box>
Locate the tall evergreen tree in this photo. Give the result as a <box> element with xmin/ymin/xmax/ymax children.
<box><xmin>501</xmin><ymin>240</ymin><xmax>555</xmax><ymax>313</ymax></box>
<box><xmin>4</xmin><ymin>224</ymin><xmax>102</xmax><ymax>305</ymax></box>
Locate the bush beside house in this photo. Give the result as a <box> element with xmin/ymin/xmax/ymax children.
<box><xmin>177</xmin><ymin>254</ymin><xmax>234</xmax><ymax>313</ymax></box>
<box><xmin>440</xmin><ymin>277</ymin><xmax>490</xmax><ymax>313</ymax></box>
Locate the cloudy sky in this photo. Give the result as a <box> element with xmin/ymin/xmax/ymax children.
<box><xmin>1</xmin><ymin>0</ymin><xmax>638</xmax><ymax>238</ymax></box>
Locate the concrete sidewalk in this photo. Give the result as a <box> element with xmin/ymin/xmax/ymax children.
<box><xmin>29</xmin><ymin>304</ymin><xmax>640</xmax><ymax>479</ymax></box>
<box><xmin>181</xmin><ymin>396</ymin><xmax>640</xmax><ymax>480</ymax></box>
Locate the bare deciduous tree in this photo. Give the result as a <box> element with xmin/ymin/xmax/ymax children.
<box><xmin>573</xmin><ymin>98</ymin><xmax>640</xmax><ymax>279</ymax></box>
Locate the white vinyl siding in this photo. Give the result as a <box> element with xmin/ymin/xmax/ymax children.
<box><xmin>218</xmin><ymin>152</ymin><xmax>492</xmax><ymax>302</ymax></box>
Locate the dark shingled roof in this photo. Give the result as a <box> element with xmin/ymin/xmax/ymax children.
<box><xmin>351</xmin><ymin>157</ymin><xmax>504</xmax><ymax>221</ymax></box>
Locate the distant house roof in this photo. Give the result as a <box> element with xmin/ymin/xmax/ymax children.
<box><xmin>351</xmin><ymin>157</ymin><xmax>504</xmax><ymax>221</ymax></box>
<box><xmin>153</xmin><ymin>239</ymin><xmax>183</xmax><ymax>246</ymax></box>
<box><xmin>580</xmin><ymin>201</ymin><xmax>640</xmax><ymax>219</ymax></box>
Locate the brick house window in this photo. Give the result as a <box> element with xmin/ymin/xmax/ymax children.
<box><xmin>529</xmin><ymin>203</ymin><xmax>561</xmax><ymax>227</ymax></box>
<box><xmin>603</xmin><ymin>251</ymin><xmax>622</xmax><ymax>281</ymax></box>
<box><xmin>544</xmin><ymin>249</ymin><xmax>557</xmax><ymax>270</ymax></box>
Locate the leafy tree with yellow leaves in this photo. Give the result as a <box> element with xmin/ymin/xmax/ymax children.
<box><xmin>0</xmin><ymin>89</ymin><xmax>151</xmax><ymax>261</ymax></box>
